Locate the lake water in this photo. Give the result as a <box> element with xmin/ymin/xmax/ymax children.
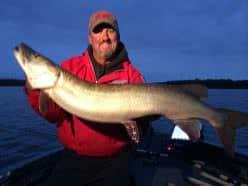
<box><xmin>0</xmin><ymin>87</ymin><xmax>247</xmax><ymax>174</ymax></box>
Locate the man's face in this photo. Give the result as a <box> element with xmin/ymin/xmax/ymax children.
<box><xmin>89</xmin><ymin>23</ymin><xmax>119</xmax><ymax>61</ymax></box>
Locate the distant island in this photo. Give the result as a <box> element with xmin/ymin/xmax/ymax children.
<box><xmin>0</xmin><ymin>79</ymin><xmax>25</xmax><ymax>86</ymax></box>
<box><xmin>165</xmin><ymin>79</ymin><xmax>248</xmax><ymax>89</ymax></box>
<box><xmin>0</xmin><ymin>78</ymin><xmax>248</xmax><ymax>89</ymax></box>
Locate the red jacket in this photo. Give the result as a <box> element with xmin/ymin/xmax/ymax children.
<box><xmin>24</xmin><ymin>49</ymin><xmax>144</xmax><ymax>157</ymax></box>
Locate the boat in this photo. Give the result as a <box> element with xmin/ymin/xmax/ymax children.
<box><xmin>0</xmin><ymin>126</ymin><xmax>247</xmax><ymax>186</ymax></box>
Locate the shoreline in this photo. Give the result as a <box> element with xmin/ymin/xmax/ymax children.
<box><xmin>0</xmin><ymin>79</ymin><xmax>248</xmax><ymax>89</ymax></box>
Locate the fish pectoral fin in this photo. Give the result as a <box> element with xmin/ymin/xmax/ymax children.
<box><xmin>172</xmin><ymin>84</ymin><xmax>208</xmax><ymax>100</ymax></box>
<box><xmin>172</xmin><ymin>119</ymin><xmax>202</xmax><ymax>142</ymax></box>
<box><xmin>122</xmin><ymin>120</ymin><xmax>140</xmax><ymax>144</ymax></box>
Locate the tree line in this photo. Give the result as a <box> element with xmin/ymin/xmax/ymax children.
<box><xmin>0</xmin><ymin>78</ymin><xmax>248</xmax><ymax>89</ymax></box>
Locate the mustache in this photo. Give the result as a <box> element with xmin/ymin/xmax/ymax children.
<box><xmin>100</xmin><ymin>39</ymin><xmax>112</xmax><ymax>45</ymax></box>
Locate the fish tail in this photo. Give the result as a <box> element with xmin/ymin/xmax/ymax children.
<box><xmin>214</xmin><ymin>108</ymin><xmax>248</xmax><ymax>156</ymax></box>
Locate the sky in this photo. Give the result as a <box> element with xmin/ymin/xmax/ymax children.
<box><xmin>0</xmin><ymin>0</ymin><xmax>247</xmax><ymax>82</ymax></box>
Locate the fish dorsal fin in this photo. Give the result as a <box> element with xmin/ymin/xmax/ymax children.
<box><xmin>171</xmin><ymin>84</ymin><xmax>208</xmax><ymax>99</ymax></box>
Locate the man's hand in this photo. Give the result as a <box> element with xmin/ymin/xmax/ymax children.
<box><xmin>25</xmin><ymin>77</ymin><xmax>50</xmax><ymax>116</ymax></box>
<box><xmin>39</xmin><ymin>91</ymin><xmax>50</xmax><ymax>116</ymax></box>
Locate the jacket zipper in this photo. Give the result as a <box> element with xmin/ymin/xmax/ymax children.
<box><xmin>89</xmin><ymin>61</ymin><xmax>98</xmax><ymax>83</ymax></box>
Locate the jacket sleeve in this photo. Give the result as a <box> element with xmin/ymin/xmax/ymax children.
<box><xmin>127</xmin><ymin>64</ymin><xmax>145</xmax><ymax>84</ymax></box>
<box><xmin>23</xmin><ymin>59</ymin><xmax>73</xmax><ymax>123</ymax></box>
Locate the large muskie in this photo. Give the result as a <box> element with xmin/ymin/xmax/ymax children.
<box><xmin>14</xmin><ymin>43</ymin><xmax>248</xmax><ymax>156</ymax></box>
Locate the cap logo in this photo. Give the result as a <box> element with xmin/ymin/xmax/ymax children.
<box><xmin>95</xmin><ymin>12</ymin><xmax>112</xmax><ymax>19</ymax></box>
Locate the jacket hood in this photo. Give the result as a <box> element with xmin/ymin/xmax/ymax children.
<box><xmin>87</xmin><ymin>42</ymin><xmax>130</xmax><ymax>80</ymax></box>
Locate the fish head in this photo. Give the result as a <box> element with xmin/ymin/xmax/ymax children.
<box><xmin>14</xmin><ymin>43</ymin><xmax>59</xmax><ymax>89</ymax></box>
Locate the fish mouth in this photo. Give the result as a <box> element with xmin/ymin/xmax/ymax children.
<box><xmin>14</xmin><ymin>43</ymin><xmax>35</xmax><ymax>64</ymax></box>
<box><xmin>14</xmin><ymin>46</ymin><xmax>19</xmax><ymax>52</ymax></box>
<box><xmin>14</xmin><ymin>43</ymin><xmax>27</xmax><ymax>52</ymax></box>
<box><xmin>13</xmin><ymin>43</ymin><xmax>29</xmax><ymax>68</ymax></box>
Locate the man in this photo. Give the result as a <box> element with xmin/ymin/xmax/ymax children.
<box><xmin>24</xmin><ymin>10</ymin><xmax>145</xmax><ymax>186</ymax></box>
